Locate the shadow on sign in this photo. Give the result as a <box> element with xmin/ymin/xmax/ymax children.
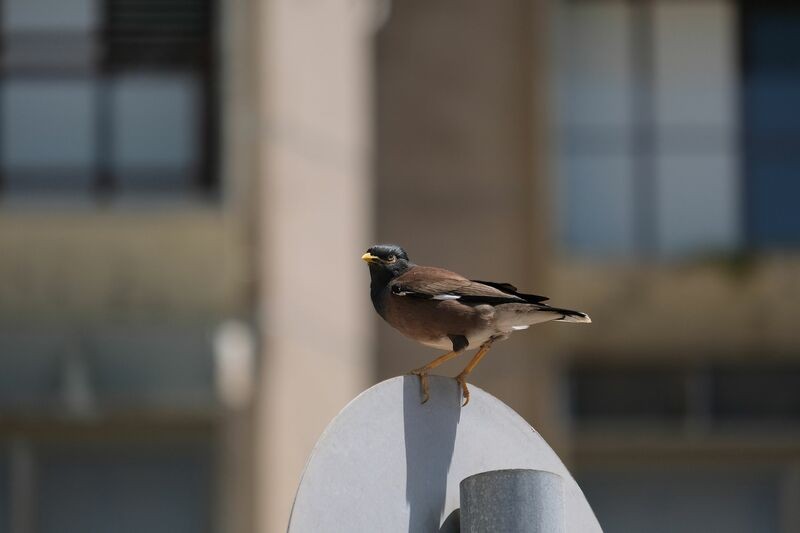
<box><xmin>403</xmin><ymin>375</ymin><xmax>461</xmax><ymax>532</ymax></box>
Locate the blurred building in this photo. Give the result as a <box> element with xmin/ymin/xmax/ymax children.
<box><xmin>376</xmin><ymin>1</ymin><xmax>800</xmax><ymax>533</ymax></box>
<box><xmin>1</xmin><ymin>1</ymin><xmax>799</xmax><ymax>533</ymax></box>
<box><xmin>550</xmin><ymin>3</ymin><xmax>800</xmax><ymax>532</ymax></box>
<box><xmin>0</xmin><ymin>0</ymin><xmax>371</xmax><ymax>532</ymax></box>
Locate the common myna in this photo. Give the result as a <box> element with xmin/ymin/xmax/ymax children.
<box><xmin>362</xmin><ymin>244</ymin><xmax>591</xmax><ymax>406</ymax></box>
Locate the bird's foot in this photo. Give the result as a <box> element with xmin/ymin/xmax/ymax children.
<box><xmin>409</xmin><ymin>368</ymin><xmax>430</xmax><ymax>404</ymax></box>
<box><xmin>455</xmin><ymin>373</ymin><xmax>470</xmax><ymax>406</ymax></box>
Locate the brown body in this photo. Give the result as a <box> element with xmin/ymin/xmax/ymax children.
<box><xmin>380</xmin><ymin>287</ymin><xmax>493</xmax><ymax>350</ymax></box>
<box><xmin>374</xmin><ymin>266</ymin><xmax>571</xmax><ymax>351</ymax></box>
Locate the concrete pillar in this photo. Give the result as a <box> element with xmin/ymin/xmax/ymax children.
<box><xmin>253</xmin><ymin>1</ymin><xmax>375</xmax><ymax>531</ymax></box>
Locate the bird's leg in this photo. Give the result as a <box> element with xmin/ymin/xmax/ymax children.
<box><xmin>455</xmin><ymin>339</ymin><xmax>495</xmax><ymax>406</ymax></box>
<box><xmin>409</xmin><ymin>349</ymin><xmax>463</xmax><ymax>404</ymax></box>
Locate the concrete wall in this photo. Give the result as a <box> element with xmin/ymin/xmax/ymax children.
<box><xmin>553</xmin><ymin>257</ymin><xmax>800</xmax><ymax>357</ymax></box>
<box><xmin>0</xmin><ymin>209</ymin><xmax>248</xmax><ymax>324</ymax></box>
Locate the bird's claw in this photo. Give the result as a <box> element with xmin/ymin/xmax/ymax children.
<box><xmin>456</xmin><ymin>374</ymin><xmax>470</xmax><ymax>406</ymax></box>
<box><xmin>409</xmin><ymin>368</ymin><xmax>430</xmax><ymax>404</ymax></box>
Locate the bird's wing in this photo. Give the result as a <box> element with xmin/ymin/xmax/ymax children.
<box><xmin>390</xmin><ymin>267</ymin><xmax>548</xmax><ymax>304</ymax></box>
<box><xmin>470</xmin><ymin>280</ymin><xmax>549</xmax><ymax>304</ymax></box>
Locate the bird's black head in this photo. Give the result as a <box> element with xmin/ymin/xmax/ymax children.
<box><xmin>362</xmin><ymin>244</ymin><xmax>412</xmax><ymax>287</ymax></box>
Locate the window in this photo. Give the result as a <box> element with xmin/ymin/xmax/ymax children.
<box><xmin>578</xmin><ymin>466</ymin><xmax>781</xmax><ymax>533</ymax></box>
<box><xmin>0</xmin><ymin>330</ymin><xmax>217</xmax><ymax>412</ymax></box>
<box><xmin>570</xmin><ymin>365</ymin><xmax>687</xmax><ymax>423</ymax></box>
<box><xmin>712</xmin><ymin>363</ymin><xmax>800</xmax><ymax>421</ymax></box>
<box><xmin>0</xmin><ymin>0</ymin><xmax>216</xmax><ymax>196</ymax></box>
<box><xmin>0</xmin><ymin>450</ymin><xmax>7</xmax><ymax>533</ymax></box>
<box><xmin>556</xmin><ymin>0</ymin><xmax>740</xmax><ymax>259</ymax></box>
<box><xmin>0</xmin><ymin>439</ymin><xmax>212</xmax><ymax>533</ymax></box>
<box><xmin>742</xmin><ymin>1</ymin><xmax>800</xmax><ymax>248</ymax></box>
<box><xmin>37</xmin><ymin>443</ymin><xmax>212</xmax><ymax>533</ymax></box>
<box><xmin>569</xmin><ymin>359</ymin><xmax>800</xmax><ymax>533</ymax></box>
<box><xmin>568</xmin><ymin>361</ymin><xmax>800</xmax><ymax>429</ymax></box>
<box><xmin>568</xmin><ymin>360</ymin><xmax>800</xmax><ymax>532</ymax></box>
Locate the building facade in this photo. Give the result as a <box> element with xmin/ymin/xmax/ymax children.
<box><xmin>0</xmin><ymin>0</ymin><xmax>372</xmax><ymax>532</ymax></box>
<box><xmin>376</xmin><ymin>1</ymin><xmax>800</xmax><ymax>532</ymax></box>
<box><xmin>1</xmin><ymin>1</ymin><xmax>798</xmax><ymax>532</ymax></box>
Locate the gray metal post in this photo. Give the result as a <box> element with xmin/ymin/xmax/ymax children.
<box><xmin>460</xmin><ymin>469</ymin><xmax>565</xmax><ymax>533</ymax></box>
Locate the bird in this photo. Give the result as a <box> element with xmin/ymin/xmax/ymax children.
<box><xmin>362</xmin><ymin>244</ymin><xmax>591</xmax><ymax>406</ymax></box>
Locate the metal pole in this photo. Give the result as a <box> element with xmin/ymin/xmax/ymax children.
<box><xmin>460</xmin><ymin>469</ymin><xmax>565</xmax><ymax>533</ymax></box>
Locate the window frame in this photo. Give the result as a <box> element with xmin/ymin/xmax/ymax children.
<box><xmin>0</xmin><ymin>0</ymin><xmax>219</xmax><ymax>197</ymax></box>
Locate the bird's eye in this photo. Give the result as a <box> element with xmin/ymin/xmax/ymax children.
<box><xmin>386</xmin><ymin>254</ymin><xmax>397</xmax><ymax>263</ymax></box>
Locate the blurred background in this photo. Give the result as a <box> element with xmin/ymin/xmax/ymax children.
<box><xmin>0</xmin><ymin>0</ymin><xmax>798</xmax><ymax>532</ymax></box>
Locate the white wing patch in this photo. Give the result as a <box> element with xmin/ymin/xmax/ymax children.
<box><xmin>432</xmin><ymin>294</ymin><xmax>461</xmax><ymax>301</ymax></box>
<box><xmin>512</xmin><ymin>325</ymin><xmax>530</xmax><ymax>331</ymax></box>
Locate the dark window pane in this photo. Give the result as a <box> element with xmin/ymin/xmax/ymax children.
<box><xmin>107</xmin><ymin>0</ymin><xmax>213</xmax><ymax>68</ymax></box>
<box><xmin>91</xmin><ymin>331</ymin><xmax>216</xmax><ymax>409</ymax></box>
<box><xmin>712</xmin><ymin>363</ymin><xmax>800</xmax><ymax>421</ymax></box>
<box><xmin>0</xmin><ymin>331</ymin><xmax>216</xmax><ymax>414</ymax></box>
<box><xmin>0</xmin><ymin>447</ymin><xmax>8</xmax><ymax>533</ymax></box>
<box><xmin>0</xmin><ymin>333</ymin><xmax>67</xmax><ymax>411</ymax></box>
<box><xmin>38</xmin><ymin>443</ymin><xmax>212</xmax><ymax>533</ymax></box>
<box><xmin>743</xmin><ymin>4</ymin><xmax>800</xmax><ymax>247</ymax></box>
<box><xmin>0</xmin><ymin>0</ymin><xmax>216</xmax><ymax>195</ymax></box>
<box><xmin>570</xmin><ymin>366</ymin><xmax>687</xmax><ymax>420</ymax></box>
<box><xmin>578</xmin><ymin>466</ymin><xmax>780</xmax><ymax>533</ymax></box>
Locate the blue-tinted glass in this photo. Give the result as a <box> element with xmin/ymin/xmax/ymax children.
<box><xmin>745</xmin><ymin>13</ymin><xmax>800</xmax><ymax>73</ymax></box>
<box><xmin>656</xmin><ymin>154</ymin><xmax>739</xmax><ymax>256</ymax></box>
<box><xmin>746</xmin><ymin>162</ymin><xmax>800</xmax><ymax>247</ymax></box>
<box><xmin>3</xmin><ymin>0</ymin><xmax>97</xmax><ymax>31</ymax></box>
<box><xmin>559</xmin><ymin>154</ymin><xmax>636</xmax><ymax>258</ymax></box>
<box><xmin>0</xmin><ymin>80</ymin><xmax>97</xmax><ymax>192</ymax></box>
<box><xmin>37</xmin><ymin>443</ymin><xmax>212</xmax><ymax>533</ymax></box>
<box><xmin>0</xmin><ymin>0</ymin><xmax>213</xmax><ymax>195</ymax></box>
<box><xmin>745</xmin><ymin>75</ymin><xmax>800</xmax><ymax>133</ymax></box>
<box><xmin>744</xmin><ymin>8</ymin><xmax>800</xmax><ymax>247</ymax></box>
<box><xmin>110</xmin><ymin>73</ymin><xmax>200</xmax><ymax>191</ymax></box>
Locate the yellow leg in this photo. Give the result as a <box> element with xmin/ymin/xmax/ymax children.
<box><xmin>455</xmin><ymin>339</ymin><xmax>495</xmax><ymax>406</ymax></box>
<box><xmin>409</xmin><ymin>349</ymin><xmax>464</xmax><ymax>404</ymax></box>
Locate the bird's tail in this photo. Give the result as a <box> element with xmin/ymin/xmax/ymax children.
<box><xmin>544</xmin><ymin>305</ymin><xmax>592</xmax><ymax>323</ymax></box>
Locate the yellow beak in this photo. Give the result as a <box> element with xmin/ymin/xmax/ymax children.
<box><xmin>361</xmin><ymin>252</ymin><xmax>379</xmax><ymax>263</ymax></box>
